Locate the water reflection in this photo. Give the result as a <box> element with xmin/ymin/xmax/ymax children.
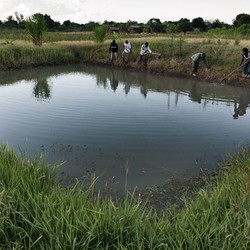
<box><xmin>1</xmin><ymin>64</ymin><xmax>250</xmax><ymax>118</ymax></box>
<box><xmin>33</xmin><ymin>78</ymin><xmax>51</xmax><ymax>100</ymax></box>
<box><xmin>109</xmin><ymin>70</ymin><xmax>119</xmax><ymax>91</ymax></box>
<box><xmin>233</xmin><ymin>92</ymin><xmax>250</xmax><ymax>119</ymax></box>
<box><xmin>1</xmin><ymin>64</ymin><xmax>250</xmax><ymax>190</ymax></box>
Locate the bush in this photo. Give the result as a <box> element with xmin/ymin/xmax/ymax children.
<box><xmin>93</xmin><ymin>24</ymin><xmax>108</xmax><ymax>43</ymax></box>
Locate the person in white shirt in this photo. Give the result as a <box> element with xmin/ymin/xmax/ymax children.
<box><xmin>122</xmin><ymin>40</ymin><xmax>131</xmax><ymax>63</ymax></box>
<box><xmin>138</xmin><ymin>42</ymin><xmax>152</xmax><ymax>67</ymax></box>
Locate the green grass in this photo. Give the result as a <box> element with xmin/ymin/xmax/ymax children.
<box><xmin>0</xmin><ymin>145</ymin><xmax>249</xmax><ymax>249</ymax></box>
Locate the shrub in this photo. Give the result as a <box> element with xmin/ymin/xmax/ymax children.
<box><xmin>93</xmin><ymin>24</ymin><xmax>108</xmax><ymax>43</ymax></box>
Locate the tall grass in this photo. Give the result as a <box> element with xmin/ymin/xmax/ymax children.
<box><xmin>0</xmin><ymin>145</ymin><xmax>249</xmax><ymax>249</ymax></box>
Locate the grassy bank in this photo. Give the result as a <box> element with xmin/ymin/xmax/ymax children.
<box><xmin>0</xmin><ymin>145</ymin><xmax>249</xmax><ymax>249</ymax></box>
<box><xmin>1</xmin><ymin>33</ymin><xmax>250</xmax><ymax>87</ymax></box>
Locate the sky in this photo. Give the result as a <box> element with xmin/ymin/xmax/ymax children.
<box><xmin>0</xmin><ymin>0</ymin><xmax>248</xmax><ymax>25</ymax></box>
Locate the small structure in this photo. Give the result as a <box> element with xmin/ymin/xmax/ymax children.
<box><xmin>128</xmin><ymin>25</ymin><xmax>142</xmax><ymax>33</ymax></box>
<box><xmin>108</xmin><ymin>27</ymin><xmax>120</xmax><ymax>34</ymax></box>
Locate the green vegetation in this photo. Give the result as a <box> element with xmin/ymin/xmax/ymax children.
<box><xmin>93</xmin><ymin>24</ymin><xmax>108</xmax><ymax>43</ymax></box>
<box><xmin>0</xmin><ymin>145</ymin><xmax>249</xmax><ymax>249</ymax></box>
<box><xmin>26</xmin><ymin>14</ymin><xmax>47</xmax><ymax>46</ymax></box>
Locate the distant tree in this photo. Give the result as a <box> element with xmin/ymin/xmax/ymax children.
<box><xmin>84</xmin><ymin>21</ymin><xmax>100</xmax><ymax>31</ymax></box>
<box><xmin>146</xmin><ymin>18</ymin><xmax>164</xmax><ymax>33</ymax></box>
<box><xmin>164</xmin><ymin>21</ymin><xmax>178</xmax><ymax>33</ymax></box>
<box><xmin>3</xmin><ymin>15</ymin><xmax>18</xmax><ymax>29</ymax></box>
<box><xmin>233</xmin><ymin>13</ymin><xmax>250</xmax><ymax>27</ymax></box>
<box><xmin>14</xmin><ymin>12</ymin><xmax>25</xmax><ymax>29</ymax></box>
<box><xmin>210</xmin><ymin>19</ymin><xmax>224</xmax><ymax>29</ymax></box>
<box><xmin>32</xmin><ymin>14</ymin><xmax>60</xmax><ymax>31</ymax></box>
<box><xmin>192</xmin><ymin>17</ymin><xmax>207</xmax><ymax>31</ymax></box>
<box><xmin>177</xmin><ymin>18</ymin><xmax>192</xmax><ymax>34</ymax></box>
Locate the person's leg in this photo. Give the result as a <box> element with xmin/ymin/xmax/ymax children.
<box><xmin>243</xmin><ymin>62</ymin><xmax>250</xmax><ymax>74</ymax></box>
<box><xmin>138</xmin><ymin>54</ymin><xmax>143</xmax><ymax>62</ymax></box>
<box><xmin>192</xmin><ymin>61</ymin><xmax>199</xmax><ymax>75</ymax></box>
<box><xmin>124</xmin><ymin>52</ymin><xmax>129</xmax><ymax>63</ymax></box>
<box><xmin>143</xmin><ymin>54</ymin><xmax>148</xmax><ymax>67</ymax></box>
<box><xmin>110</xmin><ymin>52</ymin><xmax>113</xmax><ymax>62</ymax></box>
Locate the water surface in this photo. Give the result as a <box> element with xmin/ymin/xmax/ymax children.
<box><xmin>0</xmin><ymin>65</ymin><xmax>250</xmax><ymax>189</ymax></box>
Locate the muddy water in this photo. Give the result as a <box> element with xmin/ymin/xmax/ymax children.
<box><xmin>0</xmin><ymin>64</ymin><xmax>250</xmax><ymax>190</ymax></box>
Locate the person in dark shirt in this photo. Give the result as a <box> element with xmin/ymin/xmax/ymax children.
<box><xmin>240</xmin><ymin>47</ymin><xmax>250</xmax><ymax>77</ymax></box>
<box><xmin>109</xmin><ymin>40</ymin><xmax>118</xmax><ymax>63</ymax></box>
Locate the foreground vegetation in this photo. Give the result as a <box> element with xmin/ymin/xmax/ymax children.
<box><xmin>0</xmin><ymin>145</ymin><xmax>249</xmax><ymax>249</ymax></box>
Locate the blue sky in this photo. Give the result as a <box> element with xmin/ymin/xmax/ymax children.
<box><xmin>0</xmin><ymin>0</ymin><xmax>248</xmax><ymax>24</ymax></box>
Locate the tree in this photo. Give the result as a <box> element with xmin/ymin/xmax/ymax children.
<box><xmin>210</xmin><ymin>19</ymin><xmax>224</xmax><ymax>29</ymax></box>
<box><xmin>26</xmin><ymin>14</ymin><xmax>47</xmax><ymax>46</ymax></box>
<box><xmin>177</xmin><ymin>18</ymin><xmax>192</xmax><ymax>34</ymax></box>
<box><xmin>192</xmin><ymin>17</ymin><xmax>207</xmax><ymax>32</ymax></box>
<box><xmin>3</xmin><ymin>15</ymin><xmax>18</xmax><ymax>29</ymax></box>
<box><xmin>146</xmin><ymin>18</ymin><xmax>164</xmax><ymax>33</ymax></box>
<box><xmin>233</xmin><ymin>13</ymin><xmax>250</xmax><ymax>27</ymax></box>
<box><xmin>164</xmin><ymin>21</ymin><xmax>178</xmax><ymax>33</ymax></box>
<box><xmin>14</xmin><ymin>12</ymin><xmax>25</xmax><ymax>29</ymax></box>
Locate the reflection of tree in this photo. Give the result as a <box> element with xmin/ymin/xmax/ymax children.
<box><xmin>33</xmin><ymin>78</ymin><xmax>51</xmax><ymax>100</ymax></box>
<box><xmin>96</xmin><ymin>74</ymin><xmax>108</xmax><ymax>88</ymax></box>
<box><xmin>233</xmin><ymin>93</ymin><xmax>250</xmax><ymax>119</ymax></box>
<box><xmin>109</xmin><ymin>70</ymin><xmax>119</xmax><ymax>91</ymax></box>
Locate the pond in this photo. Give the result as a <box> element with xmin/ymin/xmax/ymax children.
<box><xmin>0</xmin><ymin>64</ymin><xmax>250</xmax><ymax>190</ymax></box>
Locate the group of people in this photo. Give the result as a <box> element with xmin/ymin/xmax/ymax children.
<box><xmin>109</xmin><ymin>39</ymin><xmax>250</xmax><ymax>77</ymax></box>
<box><xmin>109</xmin><ymin>40</ymin><xmax>152</xmax><ymax>66</ymax></box>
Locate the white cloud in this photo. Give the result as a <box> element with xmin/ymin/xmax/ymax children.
<box><xmin>0</xmin><ymin>0</ymin><xmax>247</xmax><ymax>24</ymax></box>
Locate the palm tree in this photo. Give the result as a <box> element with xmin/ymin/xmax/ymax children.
<box><xmin>26</xmin><ymin>14</ymin><xmax>47</xmax><ymax>46</ymax></box>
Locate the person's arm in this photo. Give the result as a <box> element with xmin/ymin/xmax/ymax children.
<box><xmin>240</xmin><ymin>55</ymin><xmax>244</xmax><ymax>66</ymax></box>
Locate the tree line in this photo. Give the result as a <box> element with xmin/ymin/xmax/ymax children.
<box><xmin>1</xmin><ymin>12</ymin><xmax>250</xmax><ymax>34</ymax></box>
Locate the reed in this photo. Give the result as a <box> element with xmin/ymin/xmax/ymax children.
<box><xmin>0</xmin><ymin>144</ymin><xmax>249</xmax><ymax>249</ymax></box>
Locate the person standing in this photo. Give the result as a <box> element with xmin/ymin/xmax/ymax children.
<box><xmin>138</xmin><ymin>42</ymin><xmax>152</xmax><ymax>67</ymax></box>
<box><xmin>109</xmin><ymin>40</ymin><xmax>118</xmax><ymax>63</ymax></box>
<box><xmin>122</xmin><ymin>40</ymin><xmax>131</xmax><ymax>63</ymax></box>
<box><xmin>191</xmin><ymin>52</ymin><xmax>209</xmax><ymax>76</ymax></box>
<box><xmin>240</xmin><ymin>47</ymin><xmax>250</xmax><ymax>77</ymax></box>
